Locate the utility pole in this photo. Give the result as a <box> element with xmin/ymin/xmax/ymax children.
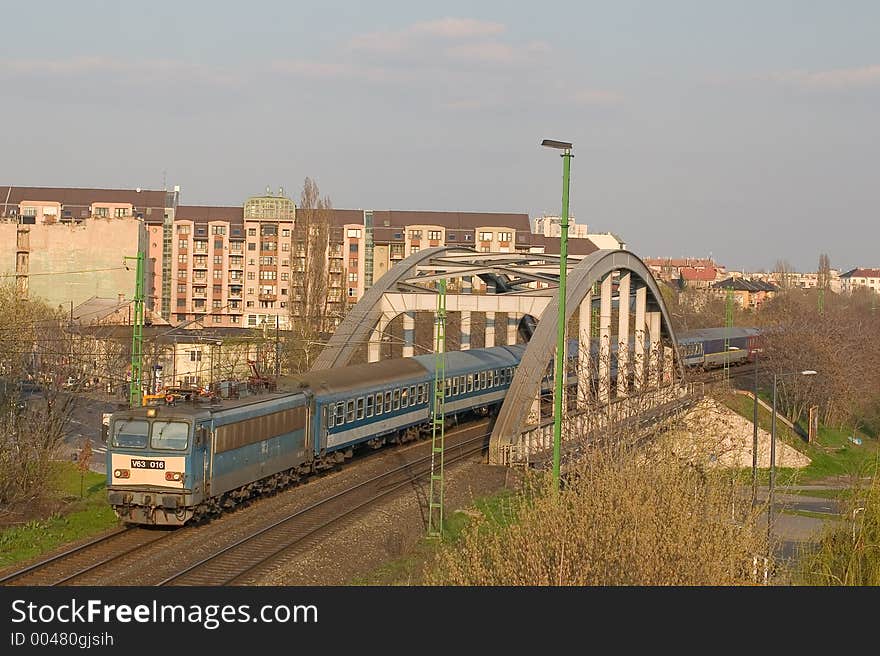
<box><xmin>427</xmin><ymin>278</ymin><xmax>447</xmax><ymax>539</ymax></box>
<box><xmin>124</xmin><ymin>251</ymin><xmax>144</xmax><ymax>408</ymax></box>
<box><xmin>724</xmin><ymin>286</ymin><xmax>734</xmax><ymax>385</ymax></box>
<box><xmin>274</xmin><ymin>314</ymin><xmax>280</xmax><ymax>378</ymax></box>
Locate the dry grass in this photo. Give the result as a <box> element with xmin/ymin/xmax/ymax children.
<box><xmin>794</xmin><ymin>476</ymin><xmax>880</xmax><ymax>585</ymax></box>
<box><xmin>426</xmin><ymin>441</ymin><xmax>767</xmax><ymax>585</ymax></box>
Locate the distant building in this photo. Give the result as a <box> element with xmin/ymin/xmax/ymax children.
<box><xmin>644</xmin><ymin>257</ymin><xmax>722</xmax><ymax>284</ymax></box>
<box><xmin>840</xmin><ymin>268</ymin><xmax>880</xmax><ymax>295</ymax></box>
<box><xmin>679</xmin><ymin>266</ymin><xmax>719</xmax><ymax>289</ymax></box>
<box><xmin>534</xmin><ymin>214</ymin><xmax>591</xmax><ymax>238</ymax></box>
<box><xmin>711</xmin><ymin>277</ymin><xmax>778</xmax><ymax>309</ymax></box>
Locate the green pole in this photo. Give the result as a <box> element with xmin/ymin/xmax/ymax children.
<box><xmin>125</xmin><ymin>251</ymin><xmax>145</xmax><ymax>408</ymax></box>
<box><xmin>552</xmin><ymin>148</ymin><xmax>572</xmax><ymax>491</ymax></box>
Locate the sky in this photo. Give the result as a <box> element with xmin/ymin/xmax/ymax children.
<box><xmin>1</xmin><ymin>1</ymin><xmax>878</xmax><ymax>272</ymax></box>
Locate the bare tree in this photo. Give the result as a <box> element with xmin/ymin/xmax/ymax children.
<box><xmin>287</xmin><ymin>177</ymin><xmax>332</xmax><ymax>373</ymax></box>
<box><xmin>817</xmin><ymin>253</ymin><xmax>832</xmax><ymax>291</ymax></box>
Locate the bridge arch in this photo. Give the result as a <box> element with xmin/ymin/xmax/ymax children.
<box><xmin>488</xmin><ymin>249</ymin><xmax>683</xmax><ymax>463</ymax></box>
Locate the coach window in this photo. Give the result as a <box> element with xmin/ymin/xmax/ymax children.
<box><xmin>417</xmin><ymin>384</ymin><xmax>425</xmax><ymax>404</ymax></box>
<box><xmin>375</xmin><ymin>392</ymin><xmax>384</xmax><ymax>416</ymax></box>
<box><xmin>356</xmin><ymin>397</ymin><xmax>365</xmax><ymax>420</ymax></box>
<box><xmin>366</xmin><ymin>395</ymin><xmax>374</xmax><ymax>418</ymax></box>
<box><xmin>480</xmin><ymin>371</ymin><xmax>487</xmax><ymax>389</ymax></box>
<box><xmin>392</xmin><ymin>389</ymin><xmax>401</xmax><ymax>411</ymax></box>
<box><xmin>400</xmin><ymin>387</ymin><xmax>409</xmax><ymax>408</ymax></box>
<box><xmin>452</xmin><ymin>377</ymin><xmax>459</xmax><ymax>396</ymax></box>
<box><xmin>346</xmin><ymin>400</ymin><xmax>355</xmax><ymax>423</ymax></box>
<box><xmin>384</xmin><ymin>391</ymin><xmax>392</xmax><ymax>413</ymax></box>
<box><xmin>467</xmin><ymin>374</ymin><xmax>474</xmax><ymax>393</ymax></box>
<box><xmin>335</xmin><ymin>402</ymin><xmax>345</xmax><ymax>425</ymax></box>
<box><xmin>327</xmin><ymin>406</ymin><xmax>335</xmax><ymax>428</ymax></box>
<box><xmin>410</xmin><ymin>385</ymin><xmax>416</xmax><ymax>403</ymax></box>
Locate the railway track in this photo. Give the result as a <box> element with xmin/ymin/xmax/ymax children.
<box><xmin>0</xmin><ymin>526</ymin><xmax>172</xmax><ymax>586</ymax></box>
<box><xmin>159</xmin><ymin>424</ymin><xmax>490</xmax><ymax>586</ymax></box>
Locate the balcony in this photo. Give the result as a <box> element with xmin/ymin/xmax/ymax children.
<box><xmin>259</xmin><ymin>293</ymin><xmax>277</xmax><ymax>301</ymax></box>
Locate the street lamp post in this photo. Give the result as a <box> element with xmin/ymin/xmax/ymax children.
<box><xmin>767</xmin><ymin>369</ymin><xmax>817</xmax><ymax>548</ymax></box>
<box><xmin>541</xmin><ymin>138</ymin><xmax>573</xmax><ymax>492</ymax></box>
<box><xmin>751</xmin><ymin>348</ymin><xmax>759</xmax><ymax>507</ymax></box>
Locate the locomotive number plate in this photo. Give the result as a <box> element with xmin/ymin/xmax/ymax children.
<box><xmin>131</xmin><ymin>459</ymin><xmax>165</xmax><ymax>470</ymax></box>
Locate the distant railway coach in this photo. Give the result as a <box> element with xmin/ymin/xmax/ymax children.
<box><xmin>675</xmin><ymin>327</ymin><xmax>760</xmax><ymax>370</ymax></box>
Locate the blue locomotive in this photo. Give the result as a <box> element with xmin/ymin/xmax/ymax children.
<box><xmin>105</xmin><ymin>345</ymin><xmax>524</xmax><ymax>525</ymax></box>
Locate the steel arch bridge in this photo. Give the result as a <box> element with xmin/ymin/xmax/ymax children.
<box><xmin>310</xmin><ymin>246</ymin><xmax>685</xmax><ymax>465</ymax></box>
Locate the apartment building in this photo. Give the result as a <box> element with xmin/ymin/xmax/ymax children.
<box><xmin>0</xmin><ymin>185</ymin><xmax>176</xmax><ymax>307</ymax></box>
<box><xmin>2</xmin><ymin>184</ymin><xmax>605</xmax><ymax>329</ymax></box>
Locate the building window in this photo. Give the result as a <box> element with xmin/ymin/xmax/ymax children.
<box><xmin>211</xmin><ymin>225</ymin><xmax>226</xmax><ymax>235</ymax></box>
<box><xmin>390</xmin><ymin>244</ymin><xmax>404</xmax><ymax>258</ymax></box>
<box><xmin>246</xmin><ymin>301</ymin><xmax>254</xmax><ymax>308</ymax></box>
<box><xmin>247</xmin><ymin>272</ymin><xmax>255</xmax><ymax>280</ymax></box>
<box><xmin>347</xmin><ymin>228</ymin><xmax>361</xmax><ymax>238</ymax></box>
<box><xmin>498</xmin><ymin>232</ymin><xmax>512</xmax><ymax>242</ymax></box>
<box><xmin>94</xmin><ymin>207</ymin><xmax>109</xmax><ymax>218</ymax></box>
<box><xmin>178</xmin><ymin>239</ymin><xmax>188</xmax><ymax>250</ymax></box>
<box><xmin>464</xmin><ymin>233</ymin><xmax>472</xmax><ymax>241</ymax></box>
<box><xmin>281</xmin><ymin>243</ymin><xmax>290</xmax><ymax>252</ymax></box>
<box><xmin>178</xmin><ymin>254</ymin><xmax>188</xmax><ymax>264</ymax></box>
<box><xmin>428</xmin><ymin>230</ymin><xmax>442</xmax><ymax>240</ymax></box>
<box><xmin>176</xmin><ymin>298</ymin><xmax>186</xmax><ymax>307</ymax></box>
<box><xmin>190</xmin><ymin>350</ymin><xmax>202</xmax><ymax>362</ymax></box>
<box><xmin>177</xmin><ymin>225</ymin><xmax>190</xmax><ymax>234</ymax></box>
<box><xmin>213</xmin><ymin>270</ymin><xmax>223</xmax><ymax>279</ymax></box>
<box><xmin>479</xmin><ymin>231</ymin><xmax>493</xmax><ymax>242</ymax></box>
<box><xmin>349</xmin><ymin>258</ymin><xmax>358</xmax><ymax>269</ymax></box>
<box><xmin>213</xmin><ymin>300</ymin><xmax>222</xmax><ymax>309</ymax></box>
<box><xmin>213</xmin><ymin>315</ymin><xmax>222</xmax><ymax>323</ymax></box>
<box><xmin>348</xmin><ymin>272</ymin><xmax>358</xmax><ymax>282</ymax></box>
<box><xmin>282</xmin><ymin>228</ymin><xmax>290</xmax><ymax>237</ymax></box>
<box><xmin>230</xmin><ymin>315</ymin><xmax>240</xmax><ymax>323</ymax></box>
<box><xmin>410</xmin><ymin>246</ymin><xmax>419</xmax><ymax>254</ymax></box>
<box><xmin>348</xmin><ymin>287</ymin><xmax>357</xmax><ymax>297</ymax></box>
<box><xmin>214</xmin><ymin>239</ymin><xmax>223</xmax><ymax>249</ymax></box>
<box><xmin>177</xmin><ymin>284</ymin><xmax>187</xmax><ymax>293</ymax></box>
<box><xmin>281</xmin><ymin>272</ymin><xmax>289</xmax><ymax>281</ymax></box>
<box><xmin>214</xmin><ymin>255</ymin><xmax>222</xmax><ymax>265</ymax></box>
<box><xmin>114</xmin><ymin>208</ymin><xmax>128</xmax><ymax>218</ymax></box>
<box><xmin>248</xmin><ymin>243</ymin><xmax>256</xmax><ymax>251</ymax></box>
<box><xmin>261</xmin><ymin>241</ymin><xmax>277</xmax><ymax>251</ymax></box>
<box><xmin>409</xmin><ymin>230</ymin><xmax>422</xmax><ymax>239</ymax></box>
<box><xmin>259</xmin><ymin>271</ymin><xmax>277</xmax><ymax>280</ymax></box>
<box><xmin>247</xmin><ymin>228</ymin><xmax>256</xmax><ymax>236</ymax></box>
<box><xmin>349</xmin><ymin>243</ymin><xmax>358</xmax><ymax>252</ymax></box>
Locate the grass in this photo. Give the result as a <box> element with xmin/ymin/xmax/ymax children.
<box><xmin>719</xmin><ymin>392</ymin><xmax>880</xmax><ymax>483</ymax></box>
<box><xmin>0</xmin><ymin>462</ymin><xmax>120</xmax><ymax>569</ymax></box>
<box><xmin>349</xmin><ymin>488</ymin><xmax>518</xmax><ymax>585</ymax></box>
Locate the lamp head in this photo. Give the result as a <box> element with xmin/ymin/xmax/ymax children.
<box><xmin>801</xmin><ymin>370</ymin><xmax>817</xmax><ymax>376</ymax></box>
<box><xmin>541</xmin><ymin>139</ymin><xmax>573</xmax><ymax>151</ymax></box>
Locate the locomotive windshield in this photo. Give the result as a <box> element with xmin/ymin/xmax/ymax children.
<box><xmin>151</xmin><ymin>421</ymin><xmax>189</xmax><ymax>450</ymax></box>
<box><xmin>110</xmin><ymin>419</ymin><xmax>190</xmax><ymax>450</ymax></box>
<box><xmin>111</xmin><ymin>419</ymin><xmax>149</xmax><ymax>448</ymax></box>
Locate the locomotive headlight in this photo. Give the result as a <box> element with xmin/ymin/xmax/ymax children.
<box><xmin>165</xmin><ymin>471</ymin><xmax>183</xmax><ymax>482</ymax></box>
<box><xmin>114</xmin><ymin>469</ymin><xmax>130</xmax><ymax>479</ymax></box>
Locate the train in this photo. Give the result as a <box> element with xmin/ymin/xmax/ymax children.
<box><xmin>675</xmin><ymin>327</ymin><xmax>760</xmax><ymax>369</ymax></box>
<box><xmin>105</xmin><ymin>345</ymin><xmax>525</xmax><ymax>525</ymax></box>
<box><xmin>104</xmin><ymin>326</ymin><xmax>759</xmax><ymax>526</ymax></box>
